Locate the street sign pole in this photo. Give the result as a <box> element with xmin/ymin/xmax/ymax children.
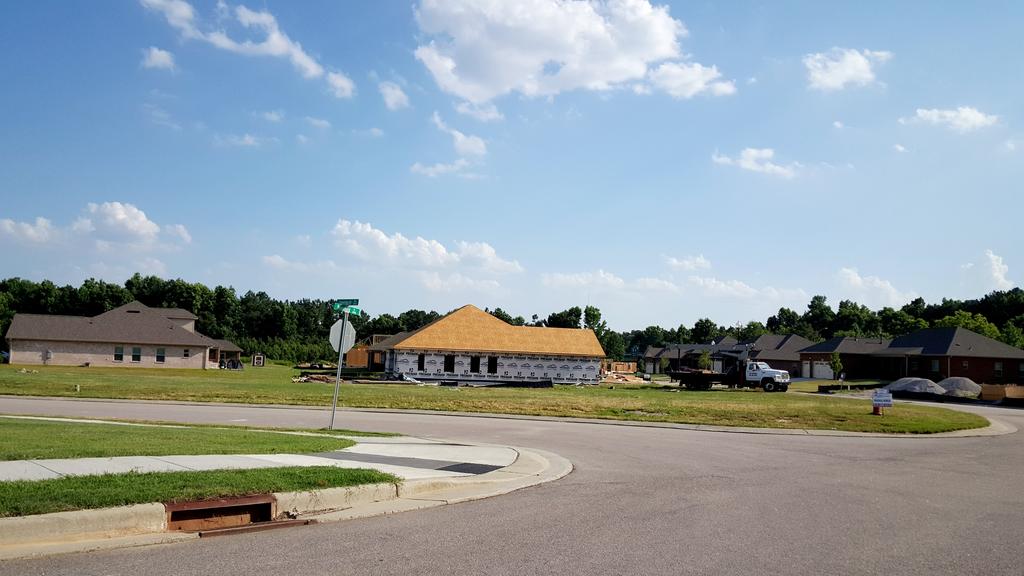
<box><xmin>329</xmin><ymin>308</ymin><xmax>349</xmax><ymax>430</ymax></box>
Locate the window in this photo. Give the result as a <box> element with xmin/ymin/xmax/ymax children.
<box><xmin>470</xmin><ymin>356</ymin><xmax>481</xmax><ymax>373</ymax></box>
<box><xmin>156</xmin><ymin>348</ymin><xmax>166</xmax><ymax>363</ymax></box>
<box><xmin>113</xmin><ymin>346</ymin><xmax>124</xmax><ymax>362</ymax></box>
<box><xmin>962</xmin><ymin>360</ymin><xmax>969</xmax><ymax>370</ymax></box>
<box><xmin>183</xmin><ymin>349</ymin><xmax>190</xmax><ymax>358</ymax></box>
<box><xmin>487</xmin><ymin>356</ymin><xmax>498</xmax><ymax>374</ymax></box>
<box><xmin>131</xmin><ymin>347</ymin><xmax>141</xmax><ymax>362</ymax></box>
<box><xmin>994</xmin><ymin>362</ymin><xmax>1003</xmax><ymax>377</ymax></box>
<box><xmin>417</xmin><ymin>354</ymin><xmax>425</xmax><ymax>371</ymax></box>
<box><xmin>1019</xmin><ymin>362</ymin><xmax>1024</xmax><ymax>376</ymax></box>
<box><xmin>930</xmin><ymin>359</ymin><xmax>940</xmax><ymax>373</ymax></box>
<box><xmin>209</xmin><ymin>349</ymin><xmax>217</xmax><ymax>362</ymax></box>
<box><xmin>443</xmin><ymin>355</ymin><xmax>455</xmax><ymax>373</ymax></box>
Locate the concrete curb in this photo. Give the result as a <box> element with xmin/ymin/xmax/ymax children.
<box><xmin>2</xmin><ymin>394</ymin><xmax>1013</xmax><ymax>439</ymax></box>
<box><xmin>0</xmin><ymin>447</ymin><xmax>569</xmax><ymax>561</ymax></box>
<box><xmin>300</xmin><ymin>446</ymin><xmax>572</xmax><ymax>523</ymax></box>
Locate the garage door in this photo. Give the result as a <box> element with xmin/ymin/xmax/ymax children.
<box><xmin>801</xmin><ymin>361</ymin><xmax>811</xmax><ymax>378</ymax></box>
<box><xmin>812</xmin><ymin>361</ymin><xmax>834</xmax><ymax>379</ymax></box>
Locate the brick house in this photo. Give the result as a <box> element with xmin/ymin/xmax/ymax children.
<box><xmin>5</xmin><ymin>301</ymin><xmax>240</xmax><ymax>369</ymax></box>
<box><xmin>798</xmin><ymin>327</ymin><xmax>1024</xmax><ymax>383</ymax></box>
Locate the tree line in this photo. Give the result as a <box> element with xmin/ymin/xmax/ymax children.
<box><xmin>1</xmin><ymin>275</ymin><xmax>1022</xmax><ymax>362</ymax></box>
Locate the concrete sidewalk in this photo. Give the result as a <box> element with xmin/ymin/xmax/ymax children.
<box><xmin>0</xmin><ymin>431</ymin><xmax>518</xmax><ymax>483</ymax></box>
<box><xmin>0</xmin><ymin>416</ymin><xmax>572</xmax><ymax>561</ymax></box>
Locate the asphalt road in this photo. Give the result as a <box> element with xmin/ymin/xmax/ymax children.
<box><xmin>1</xmin><ymin>396</ymin><xmax>1022</xmax><ymax>576</ymax></box>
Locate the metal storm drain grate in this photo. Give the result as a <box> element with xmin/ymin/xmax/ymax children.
<box><xmin>166</xmin><ymin>495</ymin><xmax>281</xmax><ymax>535</ymax></box>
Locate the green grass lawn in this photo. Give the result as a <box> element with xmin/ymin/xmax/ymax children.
<box><xmin>787</xmin><ymin>379</ymin><xmax>887</xmax><ymax>393</ymax></box>
<box><xmin>0</xmin><ymin>467</ymin><xmax>399</xmax><ymax>517</ymax></box>
<box><xmin>0</xmin><ymin>364</ymin><xmax>986</xmax><ymax>434</ymax></box>
<box><xmin>0</xmin><ymin>416</ymin><xmax>361</xmax><ymax>461</ymax></box>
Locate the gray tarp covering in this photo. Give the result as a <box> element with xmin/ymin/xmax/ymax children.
<box><xmin>937</xmin><ymin>377</ymin><xmax>982</xmax><ymax>398</ymax></box>
<box><xmin>885</xmin><ymin>377</ymin><xmax>946</xmax><ymax>394</ymax></box>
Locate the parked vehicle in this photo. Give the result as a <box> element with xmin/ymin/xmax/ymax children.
<box><xmin>669</xmin><ymin>361</ymin><xmax>790</xmax><ymax>392</ymax></box>
<box><xmin>745</xmin><ymin>361</ymin><xmax>790</xmax><ymax>392</ymax></box>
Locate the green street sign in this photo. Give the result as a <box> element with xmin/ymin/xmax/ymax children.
<box><xmin>344</xmin><ymin>306</ymin><xmax>361</xmax><ymax>316</ymax></box>
<box><xmin>332</xmin><ymin>299</ymin><xmax>359</xmax><ymax>311</ymax></box>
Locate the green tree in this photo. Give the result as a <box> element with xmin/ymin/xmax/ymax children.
<box><xmin>933</xmin><ymin>311</ymin><xmax>1001</xmax><ymax>340</ymax></box>
<box><xmin>829</xmin><ymin>351</ymin><xmax>844</xmax><ymax>380</ymax></box>
<box><xmin>767</xmin><ymin>307</ymin><xmax>800</xmax><ymax>334</ymax></box>
<box><xmin>877</xmin><ymin>307</ymin><xmax>928</xmax><ymax>338</ymax></box>
<box><xmin>600</xmin><ymin>331</ymin><xmax>626</xmax><ymax>360</ymax></box>
<box><xmin>546</xmin><ymin>306</ymin><xmax>582</xmax><ymax>328</ymax></box>
<box><xmin>690</xmin><ymin>318</ymin><xmax>722</xmax><ymax>344</ymax></box>
<box><xmin>735</xmin><ymin>321</ymin><xmax>768</xmax><ymax>341</ymax></box>
<box><xmin>803</xmin><ymin>295</ymin><xmax>836</xmax><ymax>339</ymax></box>
<box><xmin>697</xmin><ymin>350</ymin><xmax>712</xmax><ymax>370</ymax></box>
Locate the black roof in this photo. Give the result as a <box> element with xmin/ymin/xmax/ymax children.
<box><xmin>799</xmin><ymin>337</ymin><xmax>890</xmax><ymax>355</ymax></box>
<box><xmin>889</xmin><ymin>327</ymin><xmax>1024</xmax><ymax>359</ymax></box>
<box><xmin>745</xmin><ymin>334</ymin><xmax>814</xmax><ymax>361</ymax></box>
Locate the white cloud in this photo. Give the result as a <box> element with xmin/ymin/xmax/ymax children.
<box><xmin>262</xmin><ymin>254</ymin><xmax>338</xmax><ymax>273</ymax></box>
<box><xmin>665</xmin><ymin>254</ymin><xmax>711</xmax><ymax>271</ymax></box>
<box><xmin>712</xmin><ymin>148</ymin><xmax>799</xmax><ymax>179</ymax></box>
<box><xmin>140</xmin><ymin>0</ymin><xmax>201</xmax><ymax>38</ymax></box>
<box><xmin>330</xmin><ymin>219</ymin><xmax>521</xmax><ymax>274</ymax></box>
<box><xmin>304</xmin><ymin>116</ymin><xmax>331</xmax><ymax>129</ymax></box>
<box><xmin>326</xmin><ymin>71</ymin><xmax>355</xmax><ymax>98</ymax></box>
<box><xmin>984</xmin><ymin>250</ymin><xmax>1014</xmax><ymax>290</ymax></box>
<box><xmin>647</xmin><ymin>61</ymin><xmax>735</xmax><ymax>99</ymax></box>
<box><xmin>0</xmin><ymin>217</ymin><xmax>56</xmax><ymax>243</ymax></box>
<box><xmin>418</xmin><ymin>271</ymin><xmax>502</xmax><ymax>294</ymax></box>
<box><xmin>257</xmin><ymin>110</ymin><xmax>284</xmax><ymax>122</ymax></box>
<box><xmin>379</xmin><ymin>81</ymin><xmax>410</xmax><ymax>110</ymax></box>
<box><xmin>214</xmin><ymin>133</ymin><xmax>266</xmax><ymax>147</ymax></box>
<box><xmin>833</xmin><ymin>120</ymin><xmax>844</xmax><ymax>129</ymax></box>
<box><xmin>410</xmin><ymin>158</ymin><xmax>469</xmax><ymax>177</ymax></box>
<box><xmin>899</xmin><ymin>107</ymin><xmax>998</xmax><ymax>133</ymax></box>
<box><xmin>431</xmin><ymin>112</ymin><xmax>486</xmax><ymax>156</ymax></box>
<box><xmin>541</xmin><ymin>269</ymin><xmax>626</xmax><ymax>290</ymax></box>
<box><xmin>163</xmin><ymin>224</ymin><xmax>192</xmax><ymax>244</ymax></box>
<box><xmin>837</xmin><ymin>267</ymin><xmax>916</xmax><ymax>307</ymax></box>
<box><xmin>85</xmin><ymin>202</ymin><xmax>161</xmax><ymax>241</ymax></box>
<box><xmin>1006</xmin><ymin>139</ymin><xmax>1017</xmax><ymax>152</ymax></box>
<box><xmin>205</xmin><ymin>5</ymin><xmax>322</xmax><ymax>78</ymax></box>
<box><xmin>893</xmin><ymin>143</ymin><xmax>906</xmax><ymax>153</ymax></box>
<box><xmin>141</xmin><ymin>46</ymin><xmax>176</xmax><ymax>70</ymax></box>
<box><xmin>687</xmin><ymin>275</ymin><xmax>757</xmax><ymax>299</ymax></box>
<box><xmin>414</xmin><ymin>0</ymin><xmax>694</xmax><ymax>103</ymax></box>
<box><xmin>142</xmin><ymin>103</ymin><xmax>181</xmax><ymax>131</ymax></box>
<box><xmin>141</xmin><ymin>1</ymin><xmax>356</xmax><ymax>98</ymax></box>
<box><xmin>455</xmin><ymin>101</ymin><xmax>504</xmax><ymax>122</ymax></box>
<box><xmin>803</xmin><ymin>48</ymin><xmax>891</xmax><ymax>91</ymax></box>
<box><xmin>295</xmin><ymin>134</ymin><xmax>309</xmax><ymax>144</ymax></box>
<box><xmin>454</xmin><ymin>241</ymin><xmax>524</xmax><ymax>273</ymax></box>
<box><xmin>633</xmin><ymin>277</ymin><xmax>680</xmax><ymax>292</ymax></box>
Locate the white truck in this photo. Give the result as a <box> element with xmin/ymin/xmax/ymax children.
<box><xmin>744</xmin><ymin>361</ymin><xmax>790</xmax><ymax>392</ymax></box>
<box><xmin>671</xmin><ymin>361</ymin><xmax>791</xmax><ymax>392</ymax></box>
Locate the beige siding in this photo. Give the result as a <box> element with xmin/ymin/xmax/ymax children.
<box><xmin>9</xmin><ymin>340</ymin><xmax>208</xmax><ymax>369</ymax></box>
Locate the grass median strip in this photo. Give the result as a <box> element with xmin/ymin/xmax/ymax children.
<box><xmin>0</xmin><ymin>365</ymin><xmax>988</xmax><ymax>434</ymax></box>
<box><xmin>0</xmin><ymin>417</ymin><xmax>360</xmax><ymax>461</ymax></box>
<box><xmin>0</xmin><ymin>467</ymin><xmax>399</xmax><ymax>517</ymax></box>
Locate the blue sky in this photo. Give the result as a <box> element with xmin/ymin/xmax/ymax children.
<box><xmin>1</xmin><ymin>1</ymin><xmax>1021</xmax><ymax>330</ymax></box>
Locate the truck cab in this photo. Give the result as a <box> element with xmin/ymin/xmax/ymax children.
<box><xmin>746</xmin><ymin>362</ymin><xmax>790</xmax><ymax>392</ymax></box>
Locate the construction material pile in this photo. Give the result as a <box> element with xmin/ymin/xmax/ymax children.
<box><xmin>885</xmin><ymin>377</ymin><xmax>946</xmax><ymax>395</ymax></box>
<box><xmin>291</xmin><ymin>374</ymin><xmax>335</xmax><ymax>383</ymax></box>
<box><xmin>937</xmin><ymin>377</ymin><xmax>982</xmax><ymax>398</ymax></box>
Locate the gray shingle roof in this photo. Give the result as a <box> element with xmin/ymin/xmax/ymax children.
<box><xmin>799</xmin><ymin>337</ymin><xmax>891</xmax><ymax>355</ymax></box>
<box><xmin>746</xmin><ymin>334</ymin><xmax>815</xmax><ymax>361</ymax></box>
<box><xmin>889</xmin><ymin>327</ymin><xmax>1024</xmax><ymax>359</ymax></box>
<box><xmin>6</xmin><ymin>301</ymin><xmax>219</xmax><ymax>348</ymax></box>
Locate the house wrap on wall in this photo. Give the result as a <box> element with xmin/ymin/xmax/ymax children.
<box><xmin>372</xmin><ymin>305</ymin><xmax>606</xmax><ymax>385</ymax></box>
<box><xmin>4</xmin><ymin>301</ymin><xmax>241</xmax><ymax>369</ymax></box>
